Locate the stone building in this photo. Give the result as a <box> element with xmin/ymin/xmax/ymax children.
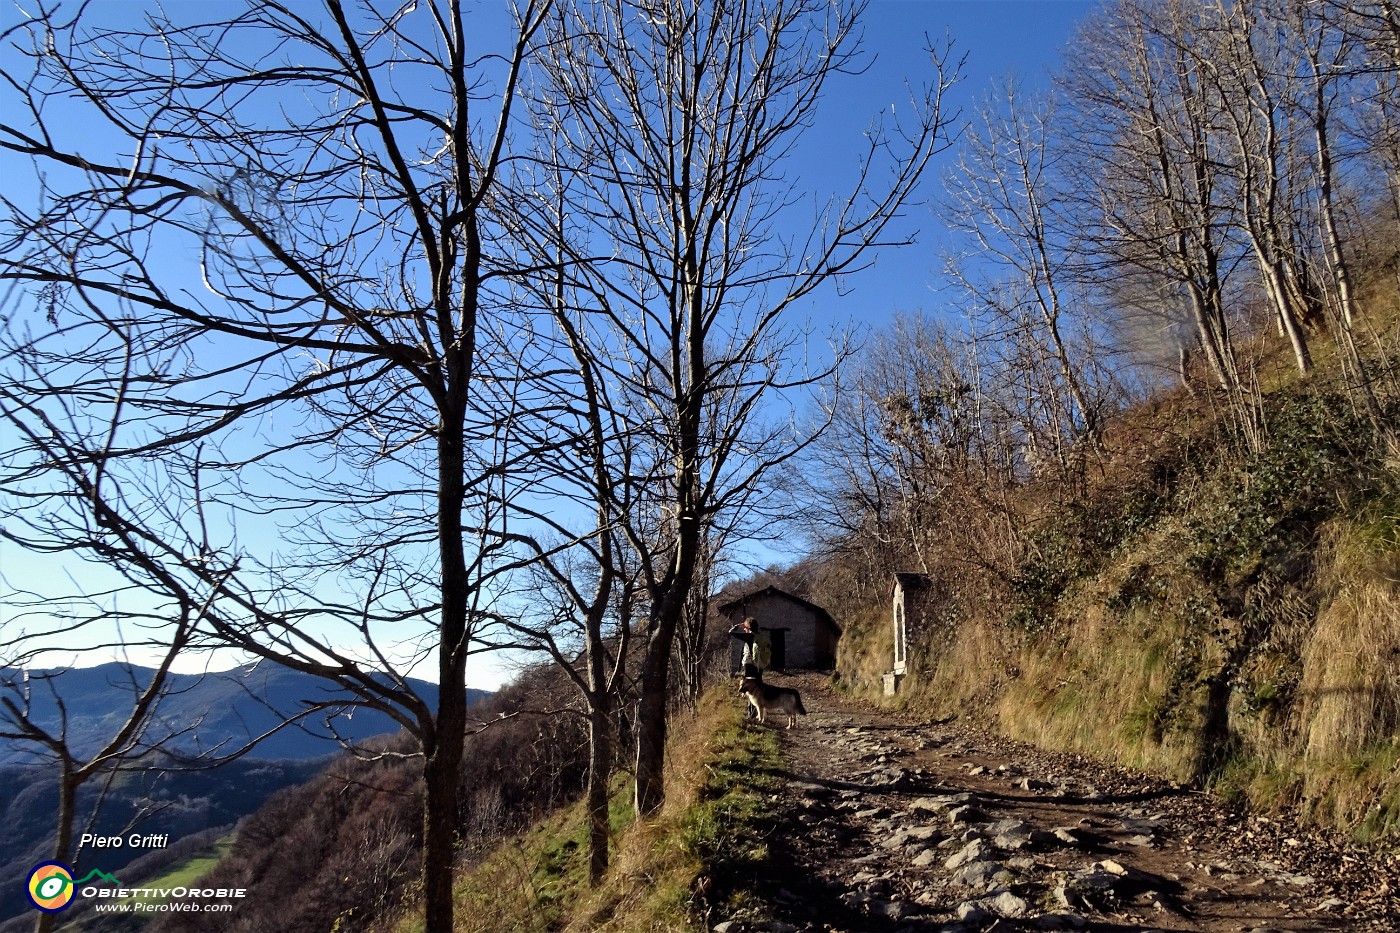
<box><xmin>718</xmin><ymin>586</ymin><xmax>841</xmax><ymax>672</ymax></box>
<box><xmin>886</xmin><ymin>572</ymin><xmax>933</xmax><ymax>694</ymax></box>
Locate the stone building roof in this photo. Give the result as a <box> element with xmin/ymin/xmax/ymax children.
<box><xmin>716</xmin><ymin>585</ymin><xmax>842</xmax><ymax>635</ymax></box>
<box><xmin>889</xmin><ymin>572</ymin><xmax>932</xmax><ymax>597</ymax></box>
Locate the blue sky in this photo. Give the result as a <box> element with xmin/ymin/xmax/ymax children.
<box><xmin>796</xmin><ymin>0</ymin><xmax>1094</xmax><ymax>332</ymax></box>
<box><xmin>0</xmin><ymin>0</ymin><xmax>1097</xmax><ymax>689</ymax></box>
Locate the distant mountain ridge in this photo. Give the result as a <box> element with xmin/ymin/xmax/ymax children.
<box><xmin>0</xmin><ymin>663</ymin><xmax>492</xmax><ymax>929</ymax></box>
<box><xmin>0</xmin><ymin>662</ymin><xmax>492</xmax><ymax>763</ymax></box>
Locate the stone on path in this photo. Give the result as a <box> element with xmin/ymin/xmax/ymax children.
<box><xmin>910</xmin><ymin>796</ymin><xmax>949</xmax><ymax>814</ymax></box>
<box><xmin>956</xmin><ymin>900</ymin><xmax>990</xmax><ymax>923</ymax></box>
<box><xmin>951</xmin><ymin>859</ymin><xmax>1004</xmax><ymax>887</ymax></box>
<box><xmin>988</xmin><ymin>818</ymin><xmax>1038</xmax><ymax>850</ymax></box>
<box><xmin>948</xmin><ymin>804</ymin><xmax>986</xmax><ymax>825</ymax></box>
<box><xmin>986</xmin><ymin>891</ymin><xmax>1032</xmax><ymax>918</ymax></box>
<box><xmin>945</xmin><ymin>838</ymin><xmax>993</xmax><ymax>869</ymax></box>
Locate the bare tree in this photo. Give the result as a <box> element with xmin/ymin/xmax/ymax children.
<box><xmin>502</xmin><ymin>550</ymin><xmax>635</xmax><ymax>885</ymax></box>
<box><xmin>941</xmin><ymin>81</ymin><xmax>1121</xmax><ymax>469</ymax></box>
<box><xmin>530</xmin><ymin>0</ymin><xmax>962</xmax><ymax>816</ymax></box>
<box><xmin>1195</xmin><ymin>0</ymin><xmax>1322</xmax><ymax>374</ymax></box>
<box><xmin>1290</xmin><ymin>0</ymin><xmax>1391</xmax><ymax>429</ymax></box>
<box><xmin>1060</xmin><ymin>0</ymin><xmax>1396</xmax><ymax>448</ymax></box>
<box><xmin>491</xmin><ymin>255</ymin><xmax>642</xmax><ymax>884</ymax></box>
<box><xmin>1</xmin><ymin>623</ymin><xmax>194</xmax><ymax>933</ymax></box>
<box><xmin>806</xmin><ymin>313</ymin><xmax>1023</xmax><ymax>587</ymax></box>
<box><xmin>1060</xmin><ymin>0</ymin><xmax>1250</xmax><ymax>407</ymax></box>
<box><xmin>0</xmin><ymin>2</ymin><xmax>556</xmax><ymax>929</ymax></box>
<box><xmin>0</xmin><ymin>353</ymin><xmax>237</xmax><ymax>932</ymax></box>
<box><xmin>1327</xmin><ymin>0</ymin><xmax>1400</xmax><ymax>224</ymax></box>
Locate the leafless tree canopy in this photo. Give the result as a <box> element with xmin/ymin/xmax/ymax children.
<box><xmin>1</xmin><ymin>1</ymin><xmax>557</xmax><ymax>928</ymax></box>
<box><xmin>521</xmin><ymin>0</ymin><xmax>962</xmax><ymax>815</ymax></box>
<box><xmin>1</xmin><ymin>0</ymin><xmax>964</xmax><ymax>918</ymax></box>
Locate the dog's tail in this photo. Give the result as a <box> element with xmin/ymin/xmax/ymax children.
<box><xmin>796</xmin><ymin>693</ymin><xmax>807</xmax><ymax>715</ymax></box>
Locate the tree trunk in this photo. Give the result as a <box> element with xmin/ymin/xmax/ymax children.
<box><xmin>423</xmin><ymin>385</ymin><xmax>471</xmax><ymax>932</ymax></box>
<box><xmin>1315</xmin><ymin>106</ymin><xmax>1359</xmax><ymax>330</ymax></box>
<box><xmin>35</xmin><ymin>772</ymin><xmax>77</xmax><ymax>933</ymax></box>
<box><xmin>634</xmin><ymin>620</ymin><xmax>678</xmax><ymax>816</ymax></box>
<box><xmin>1185</xmin><ymin>280</ymin><xmax>1237</xmax><ymax>394</ymax></box>
<box><xmin>586</xmin><ymin>693</ymin><xmax>614</xmax><ymax>885</ymax></box>
<box><xmin>1259</xmin><ymin>255</ymin><xmax>1313</xmax><ymax>374</ymax></box>
<box><xmin>634</xmin><ymin>541</ymin><xmax>697</xmax><ymax>817</ymax></box>
<box><xmin>1312</xmin><ymin>71</ymin><xmax>1390</xmax><ymax>442</ymax></box>
<box><xmin>422</xmin><ymin>730</ymin><xmax>463</xmax><ymax>933</ymax></box>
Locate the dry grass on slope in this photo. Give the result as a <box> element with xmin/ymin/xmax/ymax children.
<box><xmin>383</xmin><ymin>685</ymin><xmax>781</xmax><ymax>933</ymax></box>
<box><xmin>831</xmin><ymin>367</ymin><xmax>1400</xmax><ymax>843</ymax></box>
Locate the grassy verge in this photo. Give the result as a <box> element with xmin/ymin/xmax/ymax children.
<box><xmin>388</xmin><ymin>685</ymin><xmax>782</xmax><ymax>932</ymax></box>
<box><xmin>129</xmin><ymin>835</ymin><xmax>236</xmax><ymax>906</ymax></box>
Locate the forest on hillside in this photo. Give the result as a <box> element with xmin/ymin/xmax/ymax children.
<box><xmin>799</xmin><ymin>0</ymin><xmax>1400</xmax><ymax>590</ymax></box>
<box><xmin>775</xmin><ymin>0</ymin><xmax>1400</xmax><ymax>859</ymax></box>
<box><xmin>2</xmin><ymin>0</ymin><xmax>1399</xmax><ymax>931</ymax></box>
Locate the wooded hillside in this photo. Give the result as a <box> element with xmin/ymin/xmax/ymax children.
<box><xmin>773</xmin><ymin>0</ymin><xmax>1400</xmax><ymax>845</ymax></box>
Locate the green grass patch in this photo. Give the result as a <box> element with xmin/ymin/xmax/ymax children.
<box><xmin>130</xmin><ymin>835</ymin><xmax>235</xmax><ymax>905</ymax></box>
<box><xmin>1122</xmin><ymin>695</ymin><xmax>1167</xmax><ymax>747</ymax></box>
<box><xmin>1303</xmin><ymin>741</ymin><xmax>1400</xmax><ymax>842</ymax></box>
<box><xmin>1211</xmin><ymin>751</ymin><xmax>1302</xmax><ymax>812</ymax></box>
<box><xmin>676</xmin><ymin>717</ymin><xmax>782</xmax><ymax>913</ymax></box>
<box><xmin>572</xmin><ymin>693</ymin><xmax>782</xmax><ymax>932</ymax></box>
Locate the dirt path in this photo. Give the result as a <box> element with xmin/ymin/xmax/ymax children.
<box><xmin>715</xmin><ymin>673</ymin><xmax>1400</xmax><ymax>933</ymax></box>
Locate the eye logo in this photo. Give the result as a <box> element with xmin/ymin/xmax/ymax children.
<box><xmin>26</xmin><ymin>862</ymin><xmax>75</xmax><ymax>913</ymax></box>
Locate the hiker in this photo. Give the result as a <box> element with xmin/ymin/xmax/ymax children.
<box><xmin>729</xmin><ymin>617</ymin><xmax>764</xmax><ymax>678</ymax></box>
<box><xmin>730</xmin><ymin>617</ymin><xmax>776</xmax><ymax>719</ymax></box>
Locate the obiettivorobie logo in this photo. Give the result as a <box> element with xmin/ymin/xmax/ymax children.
<box><xmin>25</xmin><ymin>862</ymin><xmax>121</xmax><ymax>913</ymax></box>
<box><xmin>23</xmin><ymin>860</ymin><xmax>247</xmax><ymax>917</ymax></box>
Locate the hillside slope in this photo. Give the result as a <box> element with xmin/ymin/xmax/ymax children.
<box><xmin>135</xmin><ymin>665</ymin><xmax>587</xmax><ymax>933</ymax></box>
<box><xmin>0</xmin><ymin>757</ymin><xmax>325</xmax><ymax>931</ymax></box>
<box><xmin>0</xmin><ymin>665</ymin><xmax>490</xmax><ymax>930</ymax></box>
<box><xmin>830</xmin><ymin>368</ymin><xmax>1400</xmax><ymax>842</ymax></box>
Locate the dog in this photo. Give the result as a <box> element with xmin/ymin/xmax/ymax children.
<box><xmin>738</xmin><ymin>676</ymin><xmax>806</xmax><ymax>729</ymax></box>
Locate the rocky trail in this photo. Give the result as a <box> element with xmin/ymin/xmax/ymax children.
<box><xmin>715</xmin><ymin>673</ymin><xmax>1400</xmax><ymax>933</ymax></box>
